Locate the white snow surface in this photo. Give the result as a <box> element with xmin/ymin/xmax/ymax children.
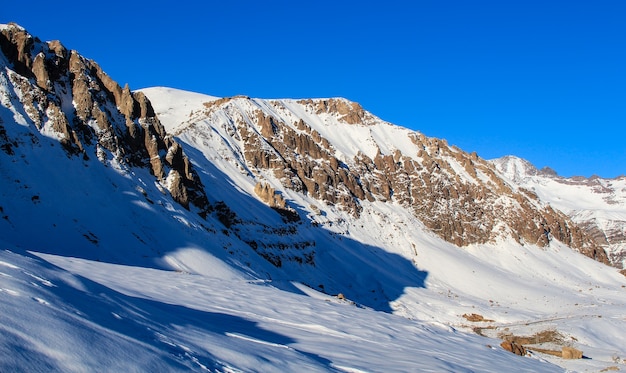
<box><xmin>1</xmin><ymin>79</ymin><xmax>626</xmax><ymax>372</ymax></box>
<box><xmin>140</xmin><ymin>86</ymin><xmax>220</xmax><ymax>134</ymax></box>
<box><xmin>1</xmin><ymin>246</ymin><xmax>566</xmax><ymax>373</ymax></box>
<box><xmin>492</xmin><ymin>155</ymin><xmax>626</xmax><ymax>266</ymax></box>
<box><xmin>491</xmin><ymin>156</ymin><xmax>626</xmax><ymax>214</ymax></box>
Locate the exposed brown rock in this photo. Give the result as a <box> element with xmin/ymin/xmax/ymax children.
<box><xmin>256</xmin><ymin>111</ymin><xmax>278</xmax><ymax>138</ymax></box>
<box><xmin>167</xmin><ymin>170</ymin><xmax>189</xmax><ymax>208</ymax></box>
<box><xmin>0</xmin><ymin>23</ymin><xmax>36</xmax><ymax>77</ymax></box>
<box><xmin>525</xmin><ymin>346</ymin><xmax>562</xmax><ymax>357</ymax></box>
<box><xmin>500</xmin><ymin>340</ymin><xmax>527</xmax><ymax>356</ymax></box>
<box><xmin>193</xmin><ymin>94</ymin><xmax>609</xmax><ymax>264</ymax></box>
<box><xmin>224</xmin><ymin>107</ymin><xmax>365</xmax><ymax>216</ymax></box>
<box><xmin>562</xmin><ymin>346</ymin><xmax>583</xmax><ymax>359</ymax></box>
<box><xmin>299</xmin><ymin>98</ymin><xmax>370</xmax><ymax>125</ymax></box>
<box><xmin>255</xmin><ymin>182</ymin><xmax>286</xmax><ymax>209</ymax></box>
<box><xmin>47</xmin><ymin>101</ymin><xmax>85</xmax><ymax>154</ymax></box>
<box><xmin>31</xmin><ymin>52</ymin><xmax>50</xmax><ymax>90</ymax></box>
<box><xmin>462</xmin><ymin>313</ymin><xmax>494</xmax><ymax>322</ymax></box>
<box><xmin>0</xmin><ymin>24</ymin><xmax>209</xmax><ymax>216</ymax></box>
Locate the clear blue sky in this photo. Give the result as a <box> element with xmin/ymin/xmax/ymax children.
<box><xmin>3</xmin><ymin>1</ymin><xmax>625</xmax><ymax>177</ymax></box>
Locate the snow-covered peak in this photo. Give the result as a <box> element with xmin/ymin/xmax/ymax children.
<box><xmin>0</xmin><ymin>22</ymin><xmax>26</xmax><ymax>32</ymax></box>
<box><xmin>492</xmin><ymin>155</ymin><xmax>626</xmax><ymax>268</ymax></box>
<box><xmin>490</xmin><ymin>155</ymin><xmax>542</xmax><ymax>183</ymax></box>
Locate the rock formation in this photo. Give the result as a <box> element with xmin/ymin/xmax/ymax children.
<box><xmin>0</xmin><ymin>23</ymin><xmax>209</xmax><ymax>215</ymax></box>
<box><xmin>493</xmin><ymin>155</ymin><xmax>626</xmax><ymax>268</ymax></box>
<box><xmin>562</xmin><ymin>346</ymin><xmax>583</xmax><ymax>359</ymax></box>
<box><xmin>500</xmin><ymin>341</ymin><xmax>527</xmax><ymax>356</ymax></box>
<box><xmin>187</xmin><ymin>95</ymin><xmax>608</xmax><ymax>264</ymax></box>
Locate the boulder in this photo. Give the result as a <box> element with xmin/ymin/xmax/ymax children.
<box><xmin>500</xmin><ymin>341</ymin><xmax>526</xmax><ymax>356</ymax></box>
<box><xmin>562</xmin><ymin>346</ymin><xmax>583</xmax><ymax>359</ymax></box>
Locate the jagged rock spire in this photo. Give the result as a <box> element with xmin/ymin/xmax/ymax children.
<box><xmin>0</xmin><ymin>23</ymin><xmax>209</xmax><ymax>215</ymax></box>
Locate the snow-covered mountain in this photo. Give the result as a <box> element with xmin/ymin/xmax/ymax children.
<box><xmin>492</xmin><ymin>155</ymin><xmax>626</xmax><ymax>270</ymax></box>
<box><xmin>145</xmin><ymin>87</ymin><xmax>609</xmax><ymax>261</ymax></box>
<box><xmin>2</xmin><ymin>23</ymin><xmax>626</xmax><ymax>372</ymax></box>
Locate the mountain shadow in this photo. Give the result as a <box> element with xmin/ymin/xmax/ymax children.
<box><xmin>0</xmin><ymin>248</ymin><xmax>336</xmax><ymax>372</ymax></box>
<box><xmin>0</xmin><ymin>104</ymin><xmax>428</xmax><ymax>313</ymax></box>
<box><xmin>178</xmin><ymin>141</ymin><xmax>429</xmax><ymax>313</ymax></box>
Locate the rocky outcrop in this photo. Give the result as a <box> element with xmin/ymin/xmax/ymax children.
<box><xmin>298</xmin><ymin>98</ymin><xmax>372</xmax><ymax>125</ymax></box>
<box><xmin>361</xmin><ymin>134</ymin><xmax>605</xmax><ymax>261</ymax></box>
<box><xmin>500</xmin><ymin>341</ymin><xmax>527</xmax><ymax>356</ymax></box>
<box><xmin>562</xmin><ymin>346</ymin><xmax>583</xmax><ymax>359</ymax></box>
<box><xmin>0</xmin><ymin>23</ymin><xmax>209</xmax><ymax>215</ymax></box>
<box><xmin>193</xmin><ymin>95</ymin><xmax>608</xmax><ymax>264</ymax></box>
<box><xmin>0</xmin><ymin>23</ymin><xmax>36</xmax><ymax>78</ymax></box>
<box><xmin>203</xmin><ymin>102</ymin><xmax>366</xmax><ymax>217</ymax></box>
<box><xmin>492</xmin><ymin>156</ymin><xmax>625</xmax><ymax>267</ymax></box>
<box><xmin>254</xmin><ymin>182</ymin><xmax>286</xmax><ymax>209</ymax></box>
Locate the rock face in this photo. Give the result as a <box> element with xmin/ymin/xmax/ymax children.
<box><xmin>0</xmin><ymin>24</ymin><xmax>209</xmax><ymax>215</ymax></box>
<box><xmin>174</xmin><ymin>95</ymin><xmax>608</xmax><ymax>264</ymax></box>
<box><xmin>493</xmin><ymin>155</ymin><xmax>626</xmax><ymax>268</ymax></box>
<box><xmin>254</xmin><ymin>182</ymin><xmax>286</xmax><ymax>209</ymax></box>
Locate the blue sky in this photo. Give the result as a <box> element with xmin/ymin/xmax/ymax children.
<box><xmin>3</xmin><ymin>1</ymin><xmax>625</xmax><ymax>177</ymax></box>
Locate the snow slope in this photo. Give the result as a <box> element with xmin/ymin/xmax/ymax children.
<box><xmin>138</xmin><ymin>87</ymin><xmax>626</xmax><ymax>372</ymax></box>
<box><xmin>492</xmin><ymin>155</ymin><xmax>626</xmax><ymax>267</ymax></box>
<box><xmin>1</xmin><ymin>34</ymin><xmax>625</xmax><ymax>371</ymax></box>
<box><xmin>141</xmin><ymin>86</ymin><xmax>220</xmax><ymax>134</ymax></box>
<box><xmin>0</xmin><ymin>59</ymin><xmax>568</xmax><ymax>370</ymax></box>
<box><xmin>2</xmin><ymin>245</ymin><xmax>568</xmax><ymax>372</ymax></box>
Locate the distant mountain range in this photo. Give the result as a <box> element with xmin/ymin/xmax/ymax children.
<box><xmin>1</xmin><ymin>22</ymin><xmax>625</xmax><ymax>372</ymax></box>
<box><xmin>492</xmin><ymin>156</ymin><xmax>626</xmax><ymax>270</ymax></box>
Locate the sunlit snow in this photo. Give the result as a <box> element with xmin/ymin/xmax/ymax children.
<box><xmin>1</xmin><ymin>76</ymin><xmax>625</xmax><ymax>372</ymax></box>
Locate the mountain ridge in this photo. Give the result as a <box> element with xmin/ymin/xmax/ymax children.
<box><xmin>0</xmin><ymin>23</ymin><xmax>210</xmax><ymax>215</ymax></box>
<box><xmin>2</xmin><ymin>23</ymin><xmax>626</xmax><ymax>372</ymax></box>
<box><xmin>492</xmin><ymin>155</ymin><xmax>626</xmax><ymax>269</ymax></box>
<box><xmin>141</xmin><ymin>87</ymin><xmax>609</xmax><ymax>264</ymax></box>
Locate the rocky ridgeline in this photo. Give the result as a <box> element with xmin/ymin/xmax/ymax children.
<box><xmin>298</xmin><ymin>98</ymin><xmax>374</xmax><ymax>125</ymax></box>
<box><xmin>3</xmin><ymin>23</ymin><xmax>607</xmax><ymax>267</ymax></box>
<box><xmin>493</xmin><ymin>156</ymin><xmax>626</xmax><ymax>268</ymax></box>
<box><xmin>197</xmin><ymin>96</ymin><xmax>608</xmax><ymax>265</ymax></box>
<box><xmin>574</xmin><ymin>210</ymin><xmax>625</xmax><ymax>268</ymax></box>
<box><xmin>0</xmin><ymin>24</ymin><xmax>209</xmax><ymax>215</ymax></box>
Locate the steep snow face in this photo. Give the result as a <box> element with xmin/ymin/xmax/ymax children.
<box><xmin>139</xmin><ymin>86</ymin><xmax>219</xmax><ymax>134</ymax></box>
<box><xmin>492</xmin><ymin>156</ymin><xmax>626</xmax><ymax>268</ymax></box>
<box><xmin>491</xmin><ymin>155</ymin><xmax>540</xmax><ymax>183</ymax></box>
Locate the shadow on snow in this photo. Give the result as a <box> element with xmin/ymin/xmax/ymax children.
<box><xmin>0</xmin><ymin>122</ymin><xmax>428</xmax><ymax>313</ymax></box>
<box><xmin>0</xmin><ymin>249</ymin><xmax>335</xmax><ymax>372</ymax></box>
